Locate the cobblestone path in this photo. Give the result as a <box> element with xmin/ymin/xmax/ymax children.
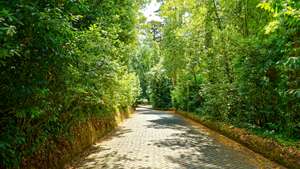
<box><xmin>72</xmin><ymin>106</ymin><xmax>285</xmax><ymax>169</ymax></box>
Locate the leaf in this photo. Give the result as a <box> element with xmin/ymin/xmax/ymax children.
<box><xmin>15</xmin><ymin>110</ymin><xmax>27</xmax><ymax>118</ymax></box>
<box><xmin>257</xmin><ymin>2</ymin><xmax>274</xmax><ymax>13</ymax></box>
<box><xmin>264</xmin><ymin>20</ymin><xmax>280</xmax><ymax>34</ymax></box>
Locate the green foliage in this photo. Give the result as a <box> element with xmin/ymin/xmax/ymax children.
<box><xmin>0</xmin><ymin>0</ymin><xmax>299</xmax><ymax>167</ymax></box>
<box><xmin>0</xmin><ymin>0</ymin><xmax>141</xmax><ymax>168</ymax></box>
<box><xmin>148</xmin><ymin>64</ymin><xmax>172</xmax><ymax>109</ymax></box>
<box><xmin>155</xmin><ymin>0</ymin><xmax>300</xmax><ymax>141</ymax></box>
<box><xmin>131</xmin><ymin>38</ymin><xmax>160</xmax><ymax>100</ymax></box>
<box><xmin>172</xmin><ymin>72</ymin><xmax>203</xmax><ymax>112</ymax></box>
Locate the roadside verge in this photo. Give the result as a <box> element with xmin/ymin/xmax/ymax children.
<box><xmin>174</xmin><ymin>110</ymin><xmax>300</xmax><ymax>169</ymax></box>
<box><xmin>21</xmin><ymin>108</ymin><xmax>134</xmax><ymax>169</ymax></box>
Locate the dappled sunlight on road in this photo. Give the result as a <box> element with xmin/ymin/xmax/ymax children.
<box><xmin>70</xmin><ymin>106</ymin><xmax>285</xmax><ymax>169</ymax></box>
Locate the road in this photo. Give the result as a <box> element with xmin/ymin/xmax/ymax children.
<box><xmin>71</xmin><ymin>105</ymin><xmax>285</xmax><ymax>169</ymax></box>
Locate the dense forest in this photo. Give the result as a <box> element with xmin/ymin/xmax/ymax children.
<box><xmin>135</xmin><ymin>0</ymin><xmax>299</xmax><ymax>146</ymax></box>
<box><xmin>0</xmin><ymin>0</ymin><xmax>299</xmax><ymax>168</ymax></box>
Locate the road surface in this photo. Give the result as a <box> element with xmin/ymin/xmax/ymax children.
<box><xmin>70</xmin><ymin>105</ymin><xmax>284</xmax><ymax>169</ymax></box>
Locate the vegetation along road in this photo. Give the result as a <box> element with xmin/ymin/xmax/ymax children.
<box><xmin>1</xmin><ymin>0</ymin><xmax>298</xmax><ymax>168</ymax></box>
<box><xmin>69</xmin><ymin>106</ymin><xmax>285</xmax><ymax>169</ymax></box>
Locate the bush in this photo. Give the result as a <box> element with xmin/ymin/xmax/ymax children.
<box><xmin>148</xmin><ymin>64</ymin><xmax>172</xmax><ymax>109</ymax></box>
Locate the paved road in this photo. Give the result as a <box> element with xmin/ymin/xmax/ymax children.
<box><xmin>71</xmin><ymin>106</ymin><xmax>284</xmax><ymax>169</ymax></box>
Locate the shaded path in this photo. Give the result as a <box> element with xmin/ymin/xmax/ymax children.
<box><xmin>70</xmin><ymin>106</ymin><xmax>284</xmax><ymax>169</ymax></box>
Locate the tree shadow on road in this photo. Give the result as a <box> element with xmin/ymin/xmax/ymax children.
<box><xmin>69</xmin><ymin>109</ymin><xmax>264</xmax><ymax>169</ymax></box>
<box><xmin>72</xmin><ymin>144</ymin><xmax>155</xmax><ymax>169</ymax></box>
<box><xmin>72</xmin><ymin>145</ymin><xmax>135</xmax><ymax>169</ymax></box>
<box><xmin>146</xmin><ymin>115</ymin><xmax>256</xmax><ymax>169</ymax></box>
<box><xmin>103</xmin><ymin>126</ymin><xmax>133</xmax><ymax>140</ymax></box>
<box><xmin>69</xmin><ymin>126</ymin><xmax>135</xmax><ymax>169</ymax></box>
